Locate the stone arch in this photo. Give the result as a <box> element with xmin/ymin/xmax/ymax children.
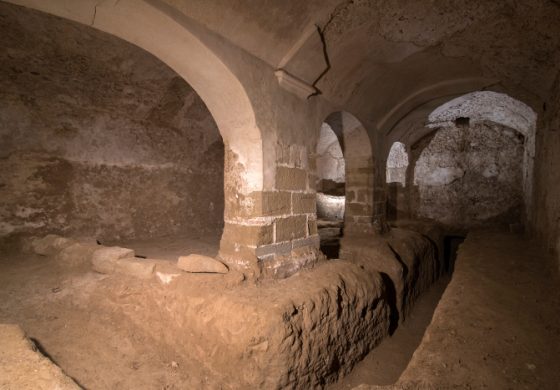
<box><xmin>6</xmin><ymin>0</ymin><xmax>264</xmax><ymax>269</ymax></box>
<box><xmin>315</xmin><ymin>123</ymin><xmax>346</xmax><ymax>221</ymax></box>
<box><xmin>378</xmin><ymin>77</ymin><xmax>497</xmax><ymax>137</ymax></box>
<box><xmin>323</xmin><ymin>111</ymin><xmax>378</xmax><ymax>234</ymax></box>
<box><xmin>427</xmin><ymin>91</ymin><xmax>537</xmax><ymax>220</ymax></box>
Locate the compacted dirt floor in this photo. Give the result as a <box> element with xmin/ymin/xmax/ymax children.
<box><xmin>0</xmin><ymin>238</ymin><xmax>198</xmax><ymax>389</ymax></box>
<box><xmin>0</xmin><ymin>230</ymin><xmax>558</xmax><ymax>389</ymax></box>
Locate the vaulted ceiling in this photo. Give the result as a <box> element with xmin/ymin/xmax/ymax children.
<box><xmin>162</xmin><ymin>0</ymin><xmax>560</xmax><ymax>132</ymax></box>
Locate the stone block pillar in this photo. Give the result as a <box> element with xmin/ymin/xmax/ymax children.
<box><xmin>345</xmin><ymin>156</ymin><xmax>375</xmax><ymax>234</ymax></box>
<box><xmin>219</xmin><ymin>145</ymin><xmax>322</xmax><ymax>280</ymax></box>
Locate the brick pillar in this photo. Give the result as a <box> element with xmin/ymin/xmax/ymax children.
<box><xmin>219</xmin><ymin>145</ymin><xmax>322</xmax><ymax>280</ymax></box>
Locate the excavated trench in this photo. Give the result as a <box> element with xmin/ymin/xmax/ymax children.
<box><xmin>0</xmin><ymin>224</ymin><xmax>448</xmax><ymax>389</ymax></box>
<box><xmin>331</xmin><ymin>231</ymin><xmax>463</xmax><ymax>388</ymax></box>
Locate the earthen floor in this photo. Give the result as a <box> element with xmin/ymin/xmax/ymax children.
<box><xmin>1</xmin><ymin>231</ymin><xmax>558</xmax><ymax>389</ymax></box>
<box><xmin>350</xmin><ymin>230</ymin><xmax>560</xmax><ymax>389</ymax></box>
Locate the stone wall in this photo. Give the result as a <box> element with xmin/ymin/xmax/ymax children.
<box><xmin>316</xmin><ymin>123</ymin><xmax>345</xmax><ymax>194</ymax></box>
<box><xmin>0</xmin><ymin>3</ymin><xmax>224</xmax><ymax>242</ymax></box>
<box><xmin>533</xmin><ymin>74</ymin><xmax>560</xmax><ymax>266</ymax></box>
<box><xmin>410</xmin><ymin>122</ymin><xmax>524</xmax><ymax>230</ymax></box>
<box><xmin>386</xmin><ymin>142</ymin><xmax>408</xmax><ymax>186</ymax></box>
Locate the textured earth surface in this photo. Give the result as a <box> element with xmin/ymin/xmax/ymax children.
<box><xmin>354</xmin><ymin>230</ymin><xmax>560</xmax><ymax>389</ymax></box>
<box><xmin>0</xmin><ymin>228</ymin><xmax>445</xmax><ymax>389</ymax></box>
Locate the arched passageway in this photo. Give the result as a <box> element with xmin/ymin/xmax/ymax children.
<box><xmin>386</xmin><ymin>91</ymin><xmax>537</xmax><ymax>232</ymax></box>
<box><xmin>315</xmin><ymin>111</ymin><xmax>377</xmax><ymax>258</ymax></box>
<box><xmin>315</xmin><ymin>122</ymin><xmax>345</xmax><ymax>258</ymax></box>
<box><xmin>3</xmin><ymin>0</ymin><xmax>267</xmax><ymax>271</ymax></box>
<box><xmin>427</xmin><ymin>91</ymin><xmax>537</xmax><ymax>221</ymax></box>
<box><xmin>0</xmin><ymin>1</ymin><xmax>225</xmax><ymax>257</ymax></box>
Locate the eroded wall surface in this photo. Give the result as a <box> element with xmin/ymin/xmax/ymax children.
<box><xmin>411</xmin><ymin>122</ymin><xmax>524</xmax><ymax>229</ymax></box>
<box><xmin>0</xmin><ymin>3</ymin><xmax>224</xmax><ymax>241</ymax></box>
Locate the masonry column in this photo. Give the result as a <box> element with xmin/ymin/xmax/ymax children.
<box><xmin>219</xmin><ymin>145</ymin><xmax>321</xmax><ymax>280</ymax></box>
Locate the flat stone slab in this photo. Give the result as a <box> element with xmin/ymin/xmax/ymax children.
<box><xmin>0</xmin><ymin>324</ymin><xmax>80</xmax><ymax>389</ymax></box>
<box><xmin>91</xmin><ymin>246</ymin><xmax>135</xmax><ymax>274</ymax></box>
<box><xmin>177</xmin><ymin>254</ymin><xmax>228</xmax><ymax>273</ymax></box>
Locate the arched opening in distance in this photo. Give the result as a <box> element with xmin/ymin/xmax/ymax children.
<box><xmin>315</xmin><ymin>111</ymin><xmax>375</xmax><ymax>258</ymax></box>
<box><xmin>315</xmin><ymin>122</ymin><xmax>345</xmax><ymax>258</ymax></box>
<box><xmin>386</xmin><ymin>142</ymin><xmax>409</xmax><ymax>221</ymax></box>
<box><xmin>408</xmin><ymin>91</ymin><xmax>537</xmax><ymax>231</ymax></box>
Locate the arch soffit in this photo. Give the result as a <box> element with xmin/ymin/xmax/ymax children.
<box><xmin>323</xmin><ymin>111</ymin><xmax>373</xmax><ymax>159</ymax></box>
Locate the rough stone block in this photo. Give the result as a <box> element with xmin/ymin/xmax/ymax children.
<box><xmin>346</xmin><ymin>202</ymin><xmax>372</xmax><ymax>216</ymax></box>
<box><xmin>291</xmin><ymin>234</ymin><xmax>320</xmax><ymax>249</ymax></box>
<box><xmin>308</xmin><ymin>155</ymin><xmax>317</xmax><ymax>170</ymax></box>
<box><xmin>275</xmin><ymin>215</ymin><xmax>307</xmax><ymax>242</ymax></box>
<box><xmin>177</xmin><ymin>254</ymin><xmax>228</xmax><ymax>273</ymax></box>
<box><xmin>261</xmin><ymin>191</ymin><xmax>291</xmax><ymax>216</ymax></box>
<box><xmin>255</xmin><ymin>241</ymin><xmax>292</xmax><ymax>258</ymax></box>
<box><xmin>347</xmin><ymin>175</ymin><xmax>372</xmax><ymax>188</ymax></box>
<box><xmin>56</xmin><ymin>242</ymin><xmax>99</xmax><ymax>266</ymax></box>
<box><xmin>31</xmin><ymin>234</ymin><xmax>75</xmax><ymax>256</ymax></box>
<box><xmin>308</xmin><ymin>219</ymin><xmax>318</xmax><ymax>236</ymax></box>
<box><xmin>91</xmin><ymin>246</ymin><xmax>135</xmax><ymax>274</ymax></box>
<box><xmin>276</xmin><ymin>167</ymin><xmax>307</xmax><ymax>191</ymax></box>
<box><xmin>116</xmin><ymin>258</ymin><xmax>156</xmax><ymax>279</ymax></box>
<box><xmin>222</xmin><ymin>223</ymin><xmax>274</xmax><ymax>246</ymax></box>
<box><xmin>308</xmin><ymin>174</ymin><xmax>317</xmax><ymax>191</ymax></box>
<box><xmin>238</xmin><ymin>191</ymin><xmax>291</xmax><ymax>218</ymax></box>
<box><xmin>292</xmin><ymin>192</ymin><xmax>316</xmax><ymax>214</ymax></box>
<box><xmin>357</xmin><ymin>189</ymin><xmax>370</xmax><ymax>203</ymax></box>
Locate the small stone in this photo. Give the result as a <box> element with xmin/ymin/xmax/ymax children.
<box><xmin>91</xmin><ymin>246</ymin><xmax>135</xmax><ymax>274</ymax></box>
<box><xmin>31</xmin><ymin>234</ymin><xmax>75</xmax><ymax>256</ymax></box>
<box><xmin>115</xmin><ymin>258</ymin><xmax>156</xmax><ymax>279</ymax></box>
<box><xmin>177</xmin><ymin>254</ymin><xmax>228</xmax><ymax>274</ymax></box>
